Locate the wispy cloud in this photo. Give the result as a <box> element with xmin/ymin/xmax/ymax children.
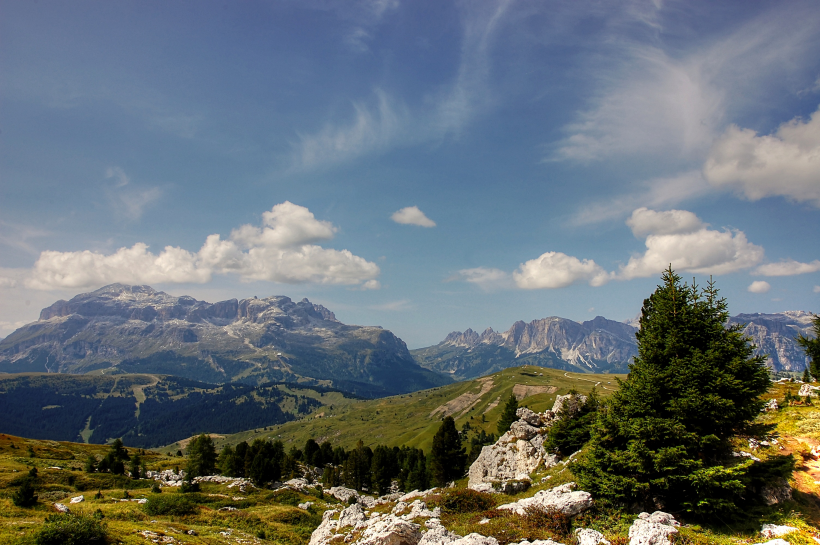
<box><xmin>0</xmin><ymin>220</ymin><xmax>51</xmax><ymax>255</ymax></box>
<box><xmin>105</xmin><ymin>167</ymin><xmax>163</xmax><ymax>220</ymax></box>
<box><xmin>369</xmin><ymin>299</ymin><xmax>413</xmax><ymax>311</ymax></box>
<box><xmin>754</xmin><ymin>259</ymin><xmax>820</xmax><ymax>277</ymax></box>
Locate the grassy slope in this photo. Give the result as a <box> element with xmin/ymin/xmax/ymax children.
<box><xmin>190</xmin><ymin>366</ymin><xmax>626</xmax><ymax>455</ymax></box>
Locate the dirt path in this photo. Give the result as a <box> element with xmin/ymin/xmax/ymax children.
<box><xmin>431</xmin><ymin>377</ymin><xmax>495</xmax><ymax>419</ymax></box>
<box><xmin>512</xmin><ymin>384</ymin><xmax>557</xmax><ymax>400</ymax></box>
<box><xmin>563</xmin><ymin>372</ymin><xmax>616</xmax><ymax>391</ymax></box>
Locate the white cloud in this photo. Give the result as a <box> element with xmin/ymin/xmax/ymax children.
<box><xmin>105</xmin><ymin>167</ymin><xmax>162</xmax><ymax>220</ymax></box>
<box><xmin>617</xmin><ymin>214</ymin><xmax>764</xmax><ymax>280</ymax></box>
<box><xmin>27</xmin><ymin>202</ymin><xmax>379</xmax><ymax>290</ymax></box>
<box><xmin>754</xmin><ymin>259</ymin><xmax>820</xmax><ymax>276</ymax></box>
<box><xmin>390</xmin><ymin>206</ymin><xmax>436</xmax><ymax>228</ymax></box>
<box><xmin>814</xmin><ymin>285</ymin><xmax>820</xmax><ymax>293</ymax></box>
<box><xmin>748</xmin><ymin>280</ymin><xmax>771</xmax><ymax>294</ymax></box>
<box><xmin>0</xmin><ymin>277</ymin><xmax>17</xmax><ymax>288</ymax></box>
<box><xmin>452</xmin><ymin>267</ymin><xmax>511</xmax><ymax>291</ymax></box>
<box><xmin>369</xmin><ymin>299</ymin><xmax>413</xmax><ymax>311</ymax></box>
<box><xmin>571</xmin><ymin>171</ymin><xmax>713</xmax><ymax>227</ymax></box>
<box><xmin>513</xmin><ymin>252</ymin><xmax>609</xmax><ymax>289</ymax></box>
<box><xmin>626</xmin><ymin>207</ymin><xmax>705</xmax><ymax>238</ymax></box>
<box><xmin>704</xmin><ymin>106</ymin><xmax>820</xmax><ymax>207</ymax></box>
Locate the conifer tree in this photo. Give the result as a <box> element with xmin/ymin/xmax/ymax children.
<box><xmin>497</xmin><ymin>394</ymin><xmax>518</xmax><ymax>436</ymax></box>
<box><xmin>798</xmin><ymin>314</ymin><xmax>820</xmax><ymax>380</ymax></box>
<box><xmin>430</xmin><ymin>416</ymin><xmax>467</xmax><ymax>487</ymax></box>
<box><xmin>574</xmin><ymin>268</ymin><xmax>772</xmax><ymax>515</ymax></box>
<box><xmin>185</xmin><ymin>434</ymin><xmax>217</xmax><ymax>478</ymax></box>
<box><xmin>804</xmin><ymin>368</ymin><xmax>811</xmax><ymax>383</ymax></box>
<box><xmin>11</xmin><ymin>478</ymin><xmax>38</xmax><ymax>507</ymax></box>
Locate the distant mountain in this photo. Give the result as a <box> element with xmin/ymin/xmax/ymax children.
<box><xmin>0</xmin><ymin>373</ymin><xmax>359</xmax><ymax>448</ymax></box>
<box><xmin>0</xmin><ymin>284</ymin><xmax>449</xmax><ymax>397</ymax></box>
<box><xmin>412</xmin><ymin>311</ymin><xmax>816</xmax><ymax>380</ymax></box>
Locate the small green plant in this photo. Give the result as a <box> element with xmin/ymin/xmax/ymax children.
<box><xmin>180</xmin><ymin>480</ymin><xmax>200</xmax><ymax>493</ymax></box>
<box><xmin>151</xmin><ymin>483</ymin><xmax>162</xmax><ymax>493</ymax></box>
<box><xmin>12</xmin><ymin>478</ymin><xmax>38</xmax><ymax>507</ymax></box>
<box><xmin>437</xmin><ymin>488</ymin><xmax>494</xmax><ymax>513</ymax></box>
<box><xmin>34</xmin><ymin>514</ymin><xmax>107</xmax><ymax>545</ymax></box>
<box><xmin>141</xmin><ymin>493</ymin><xmax>197</xmax><ymax>516</ymax></box>
<box><xmin>523</xmin><ymin>506</ymin><xmax>572</xmax><ymax>540</ymax></box>
<box><xmin>94</xmin><ymin>490</ymin><xmax>103</xmax><ymax>500</ymax></box>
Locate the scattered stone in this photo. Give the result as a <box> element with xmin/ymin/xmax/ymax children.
<box><xmin>763</xmin><ymin>399</ymin><xmax>779</xmax><ymax>412</ymax></box>
<box><xmin>329</xmin><ymin>486</ymin><xmax>361</xmax><ymax>503</ymax></box>
<box><xmin>419</xmin><ymin>523</ymin><xmax>461</xmax><ymax>545</ymax></box>
<box><xmin>218</xmin><ymin>506</ymin><xmax>238</xmax><ymax>511</ymax></box>
<box><xmin>299</xmin><ymin>501</ymin><xmax>315</xmax><ymax>510</ymax></box>
<box><xmin>760</xmin><ymin>524</ymin><xmax>798</xmax><ymax>539</ymax></box>
<box><xmin>284</xmin><ymin>477</ymin><xmax>310</xmax><ymax>492</ymax></box>
<box><xmin>575</xmin><ymin>528</ymin><xmax>610</xmax><ymax>545</ymax></box>
<box><xmin>357</xmin><ymin>515</ymin><xmax>421</xmax><ymax>545</ymax></box>
<box><xmin>338</xmin><ymin>503</ymin><xmax>368</xmax><ymax>529</ymax></box>
<box><xmin>497</xmin><ymin>483</ymin><xmax>593</xmax><ymax>517</ymax></box>
<box><xmin>69</xmin><ymin>495</ymin><xmax>84</xmax><ymax>504</ymax></box>
<box><xmin>627</xmin><ymin>511</ymin><xmax>679</xmax><ymax>545</ymax></box>
<box><xmin>186</xmin><ymin>529</ymin><xmax>197</xmax><ymax>536</ymax></box>
<box><xmin>53</xmin><ymin>503</ymin><xmax>70</xmax><ymax>513</ymax></box>
<box><xmin>753</xmin><ymin>540</ymin><xmax>790</xmax><ymax>545</ymax></box>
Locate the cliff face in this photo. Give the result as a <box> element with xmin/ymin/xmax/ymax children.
<box><xmin>413</xmin><ymin>312</ymin><xmax>816</xmax><ymax>380</ymax></box>
<box><xmin>0</xmin><ymin>284</ymin><xmax>448</xmax><ymax>397</ymax></box>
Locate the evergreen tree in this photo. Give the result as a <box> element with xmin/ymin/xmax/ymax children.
<box><xmin>12</xmin><ymin>478</ymin><xmax>38</xmax><ymax>507</ymax></box>
<box><xmin>574</xmin><ymin>268</ymin><xmax>772</xmax><ymax>515</ymax></box>
<box><xmin>185</xmin><ymin>434</ymin><xmax>217</xmax><ymax>478</ymax></box>
<box><xmin>129</xmin><ymin>453</ymin><xmax>142</xmax><ymax>479</ymax></box>
<box><xmin>804</xmin><ymin>368</ymin><xmax>811</xmax><ymax>383</ymax></box>
<box><xmin>798</xmin><ymin>314</ymin><xmax>820</xmax><ymax>380</ymax></box>
<box><xmin>544</xmin><ymin>390</ymin><xmax>600</xmax><ymax>457</ymax></box>
<box><xmin>84</xmin><ymin>455</ymin><xmax>97</xmax><ymax>473</ymax></box>
<box><xmin>497</xmin><ymin>394</ymin><xmax>518</xmax><ymax>436</ymax></box>
<box><xmin>430</xmin><ymin>416</ymin><xmax>467</xmax><ymax>487</ymax></box>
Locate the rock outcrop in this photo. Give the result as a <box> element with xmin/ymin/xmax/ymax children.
<box><xmin>468</xmin><ymin>396</ymin><xmax>585</xmax><ymax>491</ymax></box>
<box><xmin>496</xmin><ymin>483</ymin><xmax>593</xmax><ymax>517</ymax></box>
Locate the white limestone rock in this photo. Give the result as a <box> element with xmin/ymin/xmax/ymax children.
<box><xmin>575</xmin><ymin>528</ymin><xmax>611</xmax><ymax>545</ymax></box>
<box><xmin>516</xmin><ymin>407</ymin><xmax>542</xmax><ymax>426</ymax></box>
<box><xmin>329</xmin><ymin>486</ymin><xmax>360</xmax><ymax>503</ymax></box>
<box><xmin>308</xmin><ymin>509</ymin><xmax>339</xmax><ymax>545</ymax></box>
<box><xmin>468</xmin><ymin>438</ymin><xmax>554</xmax><ymax>490</ymax></box>
<box><xmin>760</xmin><ymin>479</ymin><xmax>792</xmax><ymax>505</ymax></box>
<box><xmin>69</xmin><ymin>495</ymin><xmax>84</xmax><ymax>504</ymax></box>
<box><xmin>760</xmin><ymin>524</ymin><xmax>798</xmax><ymax>538</ymax></box>
<box><xmin>450</xmin><ymin>534</ymin><xmax>498</xmax><ymax>545</ymax></box>
<box><xmin>496</xmin><ymin>482</ymin><xmax>593</xmax><ymax>517</ymax></box>
<box><xmin>509</xmin><ymin>421</ymin><xmax>540</xmax><ymax>441</ymax></box>
<box><xmin>53</xmin><ymin>503</ymin><xmax>70</xmax><ymax>513</ymax></box>
<box><xmin>418</xmin><ymin>524</ymin><xmax>462</xmax><ymax>545</ymax></box>
<box><xmin>627</xmin><ymin>511</ymin><xmax>679</xmax><ymax>545</ymax></box>
<box><xmin>338</xmin><ymin>503</ymin><xmax>367</xmax><ymax>529</ymax></box>
<box><xmin>357</xmin><ymin>514</ymin><xmax>422</xmax><ymax>545</ymax></box>
<box><xmin>753</xmin><ymin>540</ymin><xmax>790</xmax><ymax>545</ymax></box>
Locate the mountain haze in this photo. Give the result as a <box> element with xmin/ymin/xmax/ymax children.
<box><xmin>0</xmin><ymin>284</ymin><xmax>449</xmax><ymax>397</ymax></box>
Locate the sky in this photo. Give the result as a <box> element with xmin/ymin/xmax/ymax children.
<box><xmin>1</xmin><ymin>0</ymin><xmax>819</xmax><ymax>348</ymax></box>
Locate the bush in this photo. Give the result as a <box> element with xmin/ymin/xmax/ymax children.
<box><xmin>12</xmin><ymin>478</ymin><xmax>38</xmax><ymax>507</ymax></box>
<box><xmin>34</xmin><ymin>514</ymin><xmax>107</xmax><ymax>545</ymax></box>
<box><xmin>438</xmin><ymin>488</ymin><xmax>494</xmax><ymax>514</ymax></box>
<box><xmin>180</xmin><ymin>480</ymin><xmax>200</xmax><ymax>493</ymax></box>
<box><xmin>141</xmin><ymin>493</ymin><xmax>198</xmax><ymax>516</ymax></box>
<box><xmin>268</xmin><ymin>489</ymin><xmax>303</xmax><ymax>506</ymax></box>
<box><xmin>522</xmin><ymin>506</ymin><xmax>572</xmax><ymax>540</ymax></box>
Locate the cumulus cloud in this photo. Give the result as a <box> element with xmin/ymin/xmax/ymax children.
<box><xmin>0</xmin><ymin>277</ymin><xmax>17</xmax><ymax>288</ymax></box>
<box><xmin>704</xmin><ymin>106</ymin><xmax>820</xmax><ymax>207</ymax></box>
<box><xmin>616</xmin><ymin>208</ymin><xmax>764</xmax><ymax>280</ymax></box>
<box><xmin>748</xmin><ymin>280</ymin><xmax>771</xmax><ymax>293</ymax></box>
<box><xmin>626</xmin><ymin>207</ymin><xmax>705</xmax><ymax>238</ymax></box>
<box><xmin>390</xmin><ymin>206</ymin><xmax>436</xmax><ymax>228</ymax></box>
<box><xmin>27</xmin><ymin>202</ymin><xmax>380</xmax><ymax>290</ymax></box>
<box><xmin>754</xmin><ymin>259</ymin><xmax>820</xmax><ymax>276</ymax></box>
<box><xmin>513</xmin><ymin>252</ymin><xmax>609</xmax><ymax>289</ymax></box>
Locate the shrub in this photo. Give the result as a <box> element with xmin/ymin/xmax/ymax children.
<box><xmin>180</xmin><ymin>480</ymin><xmax>200</xmax><ymax>493</ymax></box>
<box><xmin>438</xmin><ymin>488</ymin><xmax>494</xmax><ymax>514</ymax></box>
<box><xmin>34</xmin><ymin>514</ymin><xmax>107</xmax><ymax>545</ymax></box>
<box><xmin>141</xmin><ymin>493</ymin><xmax>197</xmax><ymax>516</ymax></box>
<box><xmin>522</xmin><ymin>506</ymin><xmax>572</xmax><ymax>540</ymax></box>
<box><xmin>268</xmin><ymin>489</ymin><xmax>303</xmax><ymax>506</ymax></box>
<box><xmin>12</xmin><ymin>478</ymin><xmax>38</xmax><ymax>507</ymax></box>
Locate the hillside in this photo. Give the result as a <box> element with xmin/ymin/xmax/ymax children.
<box><xmin>0</xmin><ymin>373</ymin><xmax>360</xmax><ymax>448</ymax></box>
<box><xmin>190</xmin><ymin>366</ymin><xmax>626</xmax><ymax>456</ymax></box>
<box><xmin>412</xmin><ymin>311</ymin><xmax>816</xmax><ymax>380</ymax></box>
<box><xmin>0</xmin><ymin>284</ymin><xmax>449</xmax><ymax>397</ymax></box>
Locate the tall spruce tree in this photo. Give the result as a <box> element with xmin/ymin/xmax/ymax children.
<box><xmin>574</xmin><ymin>268</ymin><xmax>771</xmax><ymax>515</ymax></box>
<box><xmin>186</xmin><ymin>434</ymin><xmax>217</xmax><ymax>478</ymax></box>
<box><xmin>497</xmin><ymin>394</ymin><xmax>518</xmax><ymax>436</ymax></box>
<box><xmin>797</xmin><ymin>314</ymin><xmax>820</xmax><ymax>380</ymax></box>
<box><xmin>430</xmin><ymin>416</ymin><xmax>467</xmax><ymax>487</ymax></box>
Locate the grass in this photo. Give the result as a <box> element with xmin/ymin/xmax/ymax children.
<box><xmin>200</xmin><ymin>366</ymin><xmax>626</xmax><ymax>454</ymax></box>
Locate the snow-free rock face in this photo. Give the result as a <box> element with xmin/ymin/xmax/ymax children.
<box><xmin>0</xmin><ymin>283</ymin><xmax>449</xmax><ymax>396</ymax></box>
<box><xmin>467</xmin><ymin>397</ymin><xmax>585</xmax><ymax>490</ymax></box>
<box><xmin>497</xmin><ymin>483</ymin><xmax>593</xmax><ymax>517</ymax></box>
<box><xmin>627</xmin><ymin>511</ymin><xmax>679</xmax><ymax>545</ymax></box>
<box><xmin>575</xmin><ymin>528</ymin><xmax>610</xmax><ymax>545</ymax></box>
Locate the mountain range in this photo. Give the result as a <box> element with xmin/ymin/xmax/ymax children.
<box><xmin>0</xmin><ymin>284</ymin><xmax>448</xmax><ymax>397</ymax></box>
<box><xmin>412</xmin><ymin>311</ymin><xmax>815</xmax><ymax>380</ymax></box>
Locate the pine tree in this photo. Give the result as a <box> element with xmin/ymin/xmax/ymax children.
<box><xmin>185</xmin><ymin>434</ymin><xmax>217</xmax><ymax>478</ymax></box>
<box><xmin>798</xmin><ymin>314</ymin><xmax>820</xmax><ymax>380</ymax></box>
<box><xmin>12</xmin><ymin>478</ymin><xmax>38</xmax><ymax>507</ymax></box>
<box><xmin>574</xmin><ymin>268</ymin><xmax>773</xmax><ymax>515</ymax></box>
<box><xmin>497</xmin><ymin>394</ymin><xmax>518</xmax><ymax>436</ymax></box>
<box><xmin>430</xmin><ymin>416</ymin><xmax>467</xmax><ymax>487</ymax></box>
<box><xmin>804</xmin><ymin>368</ymin><xmax>811</xmax><ymax>383</ymax></box>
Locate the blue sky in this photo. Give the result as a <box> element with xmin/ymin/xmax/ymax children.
<box><xmin>1</xmin><ymin>0</ymin><xmax>819</xmax><ymax>347</ymax></box>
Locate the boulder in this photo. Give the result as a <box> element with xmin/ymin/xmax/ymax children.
<box><xmin>357</xmin><ymin>515</ymin><xmax>422</xmax><ymax>545</ymax></box>
<box><xmin>516</xmin><ymin>407</ymin><xmax>542</xmax><ymax>426</ymax></box>
<box><xmin>418</xmin><ymin>523</ymin><xmax>462</xmax><ymax>545</ymax></box>
<box><xmin>450</xmin><ymin>535</ymin><xmax>498</xmax><ymax>545</ymax></box>
<box><xmin>309</xmin><ymin>509</ymin><xmax>339</xmax><ymax>545</ymax></box>
<box><xmin>329</xmin><ymin>486</ymin><xmax>360</xmax><ymax>503</ymax></box>
<box><xmin>468</xmin><ymin>439</ymin><xmax>555</xmax><ymax>490</ymax></box>
<box><xmin>760</xmin><ymin>524</ymin><xmax>797</xmax><ymax>539</ymax></box>
<box><xmin>69</xmin><ymin>495</ymin><xmax>84</xmax><ymax>504</ymax></box>
<box><xmin>496</xmin><ymin>482</ymin><xmax>593</xmax><ymax>517</ymax></box>
<box><xmin>627</xmin><ymin>511</ymin><xmax>679</xmax><ymax>545</ymax></box>
<box><xmin>760</xmin><ymin>479</ymin><xmax>792</xmax><ymax>505</ymax></box>
<box><xmin>763</xmin><ymin>399</ymin><xmax>779</xmax><ymax>411</ymax></box>
<box><xmin>53</xmin><ymin>503</ymin><xmax>70</xmax><ymax>513</ymax></box>
<box><xmin>338</xmin><ymin>503</ymin><xmax>368</xmax><ymax>529</ymax></box>
<box><xmin>575</xmin><ymin>528</ymin><xmax>611</xmax><ymax>545</ymax></box>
